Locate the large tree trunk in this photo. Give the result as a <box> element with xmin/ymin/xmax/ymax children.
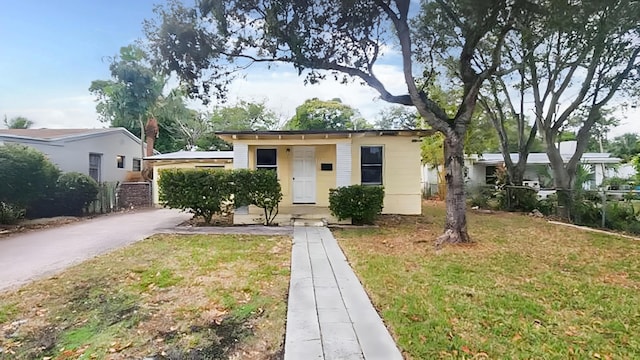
<box><xmin>545</xmin><ymin>135</ymin><xmax>572</xmax><ymax>219</ymax></box>
<box><xmin>436</xmin><ymin>133</ymin><xmax>471</xmax><ymax>246</ymax></box>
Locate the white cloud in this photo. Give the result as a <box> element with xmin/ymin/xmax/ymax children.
<box><xmin>224</xmin><ymin>63</ymin><xmax>408</xmax><ymax>124</ymax></box>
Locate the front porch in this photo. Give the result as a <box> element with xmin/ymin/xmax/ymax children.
<box><xmin>233</xmin><ymin>205</ymin><xmax>348</xmax><ymax>226</ymax></box>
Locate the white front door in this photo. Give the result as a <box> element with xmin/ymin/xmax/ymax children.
<box><xmin>292</xmin><ymin>146</ymin><xmax>316</xmax><ymax>203</ymax></box>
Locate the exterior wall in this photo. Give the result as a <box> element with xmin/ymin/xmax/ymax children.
<box><xmin>246</xmin><ymin>144</ymin><xmax>337</xmax><ymax>207</ymax></box>
<box><xmin>351</xmin><ymin>136</ymin><xmax>422</xmax><ymax>215</ymax></box>
<box><xmin>3</xmin><ymin>131</ymin><xmax>142</xmax><ymax>182</ymax></box>
<box><xmin>151</xmin><ymin>160</ymin><xmax>233</xmax><ymax>204</ymax></box>
<box><xmin>233</xmin><ymin>135</ymin><xmax>422</xmax><ymax>218</ymax></box>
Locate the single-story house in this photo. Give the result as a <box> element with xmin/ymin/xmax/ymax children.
<box><xmin>0</xmin><ymin>128</ymin><xmax>147</xmax><ymax>182</ymax></box>
<box><xmin>145</xmin><ymin>150</ymin><xmax>234</xmax><ymax>204</ymax></box>
<box><xmin>422</xmin><ymin>141</ymin><xmax>624</xmax><ymax>193</ymax></box>
<box><xmin>217</xmin><ymin>129</ymin><xmax>430</xmax><ymax>224</ymax></box>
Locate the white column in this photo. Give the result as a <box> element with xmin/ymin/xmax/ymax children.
<box><xmin>233</xmin><ymin>143</ymin><xmax>248</xmax><ymax>169</ymax></box>
<box><xmin>336</xmin><ymin>141</ymin><xmax>352</xmax><ymax>187</ymax></box>
<box><xmin>233</xmin><ymin>143</ymin><xmax>249</xmax><ymax>214</ymax></box>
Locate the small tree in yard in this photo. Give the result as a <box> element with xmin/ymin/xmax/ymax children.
<box><xmin>247</xmin><ymin>170</ymin><xmax>282</xmax><ymax>226</ymax></box>
<box><xmin>329</xmin><ymin>185</ymin><xmax>385</xmax><ymax>225</ymax></box>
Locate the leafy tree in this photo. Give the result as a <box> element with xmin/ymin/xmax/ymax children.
<box><xmin>511</xmin><ymin>0</ymin><xmax>639</xmax><ymax>206</ymax></box>
<box><xmin>150</xmin><ymin>87</ymin><xmax>209</xmax><ymax>152</ymax></box>
<box><xmin>3</xmin><ymin>115</ymin><xmax>34</xmax><ymax>129</ymax></box>
<box><xmin>374</xmin><ymin>106</ymin><xmax>419</xmax><ymax>130</ymax></box>
<box><xmin>89</xmin><ymin>45</ymin><xmax>165</xmax><ymax>159</ymax></box>
<box><xmin>285</xmin><ymin>98</ymin><xmax>367</xmax><ymax>131</ymax></box>
<box><xmin>609</xmin><ymin>133</ymin><xmax>640</xmax><ymax>162</ymax></box>
<box><xmin>145</xmin><ymin>0</ymin><xmax>524</xmax><ymax>244</ymax></box>
<box><xmin>0</xmin><ymin>144</ymin><xmax>60</xmax><ymax>207</ymax></box>
<box><xmin>210</xmin><ymin>100</ymin><xmax>278</xmax><ymax>131</ymax></box>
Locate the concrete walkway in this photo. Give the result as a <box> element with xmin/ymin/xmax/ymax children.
<box><xmin>285</xmin><ymin>226</ymin><xmax>403</xmax><ymax>360</ymax></box>
<box><xmin>0</xmin><ymin>209</ymin><xmax>192</xmax><ymax>292</ymax></box>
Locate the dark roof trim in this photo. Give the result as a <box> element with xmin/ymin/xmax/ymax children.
<box><xmin>215</xmin><ymin>129</ymin><xmax>434</xmax><ymax>136</ymax></box>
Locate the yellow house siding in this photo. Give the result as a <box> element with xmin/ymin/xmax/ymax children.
<box><xmin>246</xmin><ymin>144</ymin><xmax>336</xmax><ymax>207</ymax></box>
<box><xmin>248</xmin><ymin>145</ymin><xmax>292</xmax><ymax>205</ymax></box>
<box><xmin>351</xmin><ymin>136</ymin><xmax>422</xmax><ymax>215</ymax></box>
<box><xmin>151</xmin><ymin>161</ymin><xmax>232</xmax><ymax>205</ymax></box>
<box><xmin>313</xmin><ymin>145</ymin><xmax>336</xmax><ymax>206</ymax></box>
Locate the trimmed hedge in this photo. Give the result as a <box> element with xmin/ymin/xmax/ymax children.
<box><xmin>329</xmin><ymin>185</ymin><xmax>384</xmax><ymax>225</ymax></box>
<box><xmin>55</xmin><ymin>172</ymin><xmax>99</xmax><ymax>215</ymax></box>
<box><xmin>158</xmin><ymin>168</ymin><xmax>282</xmax><ymax>225</ymax></box>
<box><xmin>28</xmin><ymin>172</ymin><xmax>99</xmax><ymax>218</ymax></box>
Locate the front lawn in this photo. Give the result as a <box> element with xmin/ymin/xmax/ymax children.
<box><xmin>0</xmin><ymin>234</ymin><xmax>290</xmax><ymax>359</ymax></box>
<box><xmin>335</xmin><ymin>201</ymin><xmax>640</xmax><ymax>359</ymax></box>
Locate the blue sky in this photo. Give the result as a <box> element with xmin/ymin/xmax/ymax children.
<box><xmin>0</xmin><ymin>1</ymin><xmax>155</xmax><ymax>128</ymax></box>
<box><xmin>0</xmin><ymin>1</ymin><xmax>637</xmax><ymax>137</ymax></box>
<box><xmin>0</xmin><ymin>0</ymin><xmax>405</xmax><ymax>130</ymax></box>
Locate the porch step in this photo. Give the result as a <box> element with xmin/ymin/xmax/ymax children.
<box><xmin>291</xmin><ymin>218</ymin><xmax>327</xmax><ymax>227</ymax></box>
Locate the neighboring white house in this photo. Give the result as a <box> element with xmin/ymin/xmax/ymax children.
<box><xmin>422</xmin><ymin>141</ymin><xmax>626</xmax><ymax>193</ymax></box>
<box><xmin>0</xmin><ymin>128</ymin><xmax>146</xmax><ymax>182</ymax></box>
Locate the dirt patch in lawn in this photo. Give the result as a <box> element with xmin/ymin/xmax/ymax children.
<box><xmin>0</xmin><ymin>233</ymin><xmax>290</xmax><ymax>359</ymax></box>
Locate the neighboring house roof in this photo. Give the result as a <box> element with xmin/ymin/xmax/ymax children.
<box><xmin>0</xmin><ymin>127</ymin><xmax>142</xmax><ymax>144</ymax></box>
<box><xmin>477</xmin><ymin>152</ymin><xmax>622</xmax><ymax>165</ymax></box>
<box><xmin>216</xmin><ymin>129</ymin><xmax>434</xmax><ymax>140</ymax></box>
<box><xmin>145</xmin><ymin>150</ymin><xmax>234</xmax><ymax>160</ymax></box>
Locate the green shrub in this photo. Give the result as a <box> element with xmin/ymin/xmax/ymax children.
<box><xmin>159</xmin><ymin>168</ymin><xmax>235</xmax><ymax>224</ymax></box>
<box><xmin>329</xmin><ymin>185</ymin><xmax>384</xmax><ymax>225</ymax></box>
<box><xmin>0</xmin><ymin>202</ymin><xmax>25</xmax><ymax>225</ymax></box>
<box><xmin>536</xmin><ymin>196</ymin><xmax>557</xmax><ymax>216</ymax></box>
<box><xmin>246</xmin><ymin>170</ymin><xmax>283</xmax><ymax>226</ymax></box>
<box><xmin>467</xmin><ymin>186</ymin><xmax>494</xmax><ymax>208</ymax></box>
<box><xmin>28</xmin><ymin>172</ymin><xmax>99</xmax><ymax>217</ymax></box>
<box><xmin>158</xmin><ymin>168</ymin><xmax>283</xmax><ymax>225</ymax></box>
<box><xmin>604</xmin><ymin>202</ymin><xmax>639</xmax><ymax>233</ymax></box>
<box><xmin>0</xmin><ymin>144</ymin><xmax>60</xmax><ymax>207</ymax></box>
<box><xmin>56</xmin><ymin>172</ymin><xmax>99</xmax><ymax>215</ymax></box>
<box><xmin>497</xmin><ymin>186</ymin><xmax>539</xmax><ymax>212</ymax></box>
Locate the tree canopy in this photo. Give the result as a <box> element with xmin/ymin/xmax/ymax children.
<box><xmin>3</xmin><ymin>115</ymin><xmax>33</xmax><ymax>129</ymax></box>
<box><xmin>488</xmin><ymin>0</ymin><xmax>640</xmax><ymax>192</ymax></box>
<box><xmin>285</xmin><ymin>98</ymin><xmax>368</xmax><ymax>130</ymax></box>
<box><xmin>144</xmin><ymin>0</ymin><xmax>532</xmax><ymax>244</ymax></box>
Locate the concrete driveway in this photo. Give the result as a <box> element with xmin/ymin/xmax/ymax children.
<box><xmin>0</xmin><ymin>208</ymin><xmax>192</xmax><ymax>292</ymax></box>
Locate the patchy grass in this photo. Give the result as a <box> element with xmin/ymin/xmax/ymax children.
<box><xmin>0</xmin><ymin>234</ymin><xmax>290</xmax><ymax>359</ymax></box>
<box><xmin>335</xmin><ymin>201</ymin><xmax>640</xmax><ymax>359</ymax></box>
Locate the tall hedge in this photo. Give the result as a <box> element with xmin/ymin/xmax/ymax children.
<box><xmin>158</xmin><ymin>168</ymin><xmax>282</xmax><ymax>225</ymax></box>
<box><xmin>0</xmin><ymin>144</ymin><xmax>60</xmax><ymax>207</ymax></box>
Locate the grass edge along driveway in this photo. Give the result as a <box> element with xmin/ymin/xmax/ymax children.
<box><xmin>0</xmin><ymin>233</ymin><xmax>290</xmax><ymax>359</ymax></box>
<box><xmin>335</xmin><ymin>202</ymin><xmax>640</xmax><ymax>360</ymax></box>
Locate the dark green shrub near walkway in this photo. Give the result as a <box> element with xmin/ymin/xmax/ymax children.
<box><xmin>329</xmin><ymin>185</ymin><xmax>384</xmax><ymax>225</ymax></box>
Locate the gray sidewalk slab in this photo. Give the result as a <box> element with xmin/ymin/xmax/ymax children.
<box><xmin>285</xmin><ymin>226</ymin><xmax>403</xmax><ymax>360</ymax></box>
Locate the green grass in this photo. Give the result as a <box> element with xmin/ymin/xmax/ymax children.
<box><xmin>335</xmin><ymin>202</ymin><xmax>640</xmax><ymax>359</ymax></box>
<box><xmin>0</xmin><ymin>234</ymin><xmax>290</xmax><ymax>359</ymax></box>
<box><xmin>0</xmin><ymin>302</ymin><xmax>17</xmax><ymax>323</ymax></box>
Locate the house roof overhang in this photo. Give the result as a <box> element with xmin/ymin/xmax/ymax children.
<box><xmin>215</xmin><ymin>129</ymin><xmax>434</xmax><ymax>142</ymax></box>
